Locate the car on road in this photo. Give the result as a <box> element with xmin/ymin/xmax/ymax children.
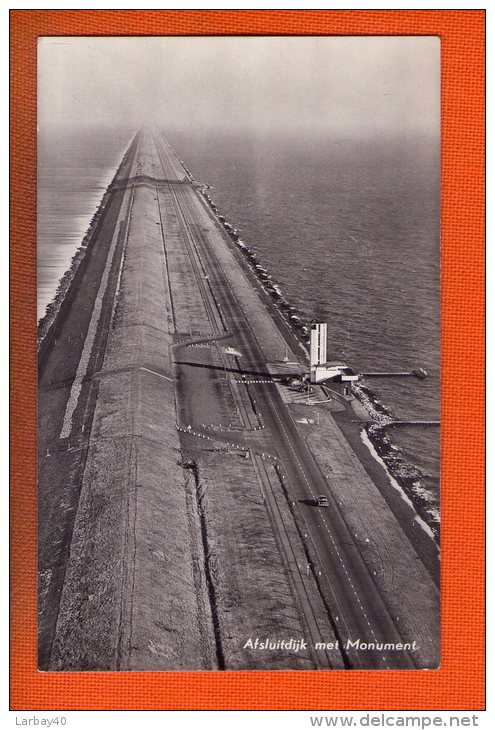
<box><xmin>316</xmin><ymin>495</ymin><xmax>329</xmax><ymax>507</ymax></box>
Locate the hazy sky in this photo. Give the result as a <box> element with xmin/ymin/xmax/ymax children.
<box><xmin>38</xmin><ymin>36</ymin><xmax>439</xmax><ymax>138</ymax></box>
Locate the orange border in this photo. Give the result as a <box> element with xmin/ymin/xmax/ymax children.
<box><xmin>10</xmin><ymin>10</ymin><xmax>485</xmax><ymax>711</ymax></box>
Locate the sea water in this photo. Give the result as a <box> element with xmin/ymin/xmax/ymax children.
<box><xmin>37</xmin><ymin>127</ymin><xmax>440</xmax><ymax>527</ymax></box>
<box><xmin>37</xmin><ymin>127</ymin><xmax>134</xmax><ymax>320</ymax></box>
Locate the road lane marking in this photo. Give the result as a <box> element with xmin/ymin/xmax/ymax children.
<box><xmin>139</xmin><ymin>367</ymin><xmax>173</xmax><ymax>382</ymax></box>
<box><xmin>152</xmin><ymin>145</ymin><xmax>397</xmax><ymax>667</ymax></box>
<box><xmin>211</xmin><ymin>296</ymin><xmax>386</xmax><ymax>659</ymax></box>
<box><xmin>110</xmin><ymin>186</ymin><xmax>135</xmax><ymax>328</ymax></box>
<box><xmin>264</xmin><ymin>387</ymin><xmax>384</xmax><ymax>649</ymax></box>
<box><xmin>60</xmin><ymin>185</ymin><xmax>133</xmax><ymax>439</ymax></box>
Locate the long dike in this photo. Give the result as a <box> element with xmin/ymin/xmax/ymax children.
<box><xmin>38</xmin><ymin>130</ymin><xmax>439</xmax><ymax>671</ymax></box>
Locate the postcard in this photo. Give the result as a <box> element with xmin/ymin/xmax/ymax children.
<box><xmin>36</xmin><ymin>35</ymin><xmax>441</xmax><ymax>672</ymax></box>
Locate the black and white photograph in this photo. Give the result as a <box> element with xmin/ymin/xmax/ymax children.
<box><xmin>37</xmin><ymin>35</ymin><xmax>440</xmax><ymax>672</ymax></box>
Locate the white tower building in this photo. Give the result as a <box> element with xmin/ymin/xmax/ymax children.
<box><xmin>309</xmin><ymin>322</ymin><xmax>359</xmax><ymax>385</ymax></box>
<box><xmin>310</xmin><ymin>323</ymin><xmax>327</xmax><ymax>368</ymax></box>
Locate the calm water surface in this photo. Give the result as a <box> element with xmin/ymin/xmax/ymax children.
<box><xmin>167</xmin><ymin>130</ymin><xmax>440</xmax><ymax>514</ymax></box>
<box><xmin>37</xmin><ymin>127</ymin><xmax>134</xmax><ymax>319</ymax></box>
<box><xmin>38</xmin><ymin>128</ymin><xmax>440</xmax><ymax>519</ymax></box>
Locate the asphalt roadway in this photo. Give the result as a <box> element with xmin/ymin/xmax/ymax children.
<box><xmin>152</xmin><ymin>136</ymin><xmax>418</xmax><ymax>670</ymax></box>
<box><xmin>39</xmin><ymin>129</ymin><xmax>423</xmax><ymax>670</ymax></box>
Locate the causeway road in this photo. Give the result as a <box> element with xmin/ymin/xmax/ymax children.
<box><xmin>152</xmin><ymin>134</ymin><xmax>419</xmax><ymax>669</ymax></box>
<box><xmin>38</xmin><ymin>129</ymin><xmax>436</xmax><ymax>670</ymax></box>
